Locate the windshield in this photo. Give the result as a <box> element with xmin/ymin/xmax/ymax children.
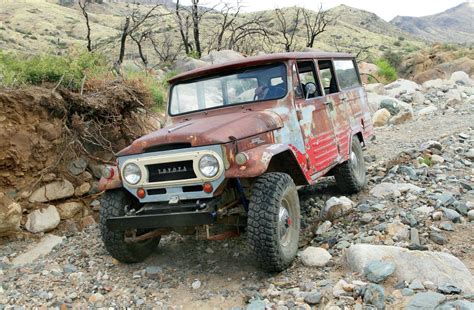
<box><xmin>169</xmin><ymin>63</ymin><xmax>287</xmax><ymax>115</ymax></box>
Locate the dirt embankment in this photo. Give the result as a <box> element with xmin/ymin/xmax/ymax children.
<box><xmin>0</xmin><ymin>82</ymin><xmax>161</xmax><ymax>234</ymax></box>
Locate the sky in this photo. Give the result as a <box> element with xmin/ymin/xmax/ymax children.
<box><xmin>196</xmin><ymin>0</ymin><xmax>469</xmax><ymax>21</ymax></box>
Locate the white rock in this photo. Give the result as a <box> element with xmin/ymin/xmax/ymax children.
<box><xmin>386</xmin><ymin>219</ymin><xmax>410</xmax><ymax>241</ymax></box>
<box><xmin>29</xmin><ymin>180</ymin><xmax>75</xmax><ymax>203</ymax></box>
<box><xmin>25</xmin><ymin>205</ymin><xmax>60</xmax><ymax>233</ymax></box>
<box><xmin>12</xmin><ymin>234</ymin><xmax>64</xmax><ymax>266</ymax></box>
<box><xmin>0</xmin><ymin>192</ymin><xmax>22</xmax><ymax>236</ymax></box>
<box><xmin>345</xmin><ymin>244</ymin><xmax>473</xmax><ymax>293</ymax></box>
<box><xmin>316</xmin><ymin>220</ymin><xmax>332</xmax><ymax>235</ymax></box>
<box><xmin>201</xmin><ymin>50</ymin><xmax>244</xmax><ymax>64</ymax></box>
<box><xmin>56</xmin><ymin>201</ymin><xmax>84</xmax><ymax>220</ymax></box>
<box><xmin>370</xmin><ymin>182</ymin><xmax>422</xmax><ymax>198</ymax></box>
<box><xmin>445</xmin><ymin>89</ymin><xmax>462</xmax><ymax>106</ymax></box>
<box><xmin>430</xmin><ymin>154</ymin><xmax>445</xmax><ymax>164</ymax></box>
<box><xmin>74</xmin><ymin>183</ymin><xmax>91</xmax><ymax>196</ymax></box>
<box><xmin>321</xmin><ymin>196</ymin><xmax>354</xmax><ymax>220</ymax></box>
<box><xmin>191</xmin><ymin>280</ymin><xmax>201</xmax><ymax>290</ymax></box>
<box><xmin>414</xmin><ymin>206</ymin><xmax>434</xmax><ymax>217</ymax></box>
<box><xmin>299</xmin><ymin>247</ymin><xmax>332</xmax><ymax>267</ymax></box>
<box><xmin>417</xmin><ymin>105</ymin><xmax>437</xmax><ymax>116</ymax></box>
<box><xmin>372</xmin><ymin>108</ymin><xmax>391</xmax><ymax>127</ymax></box>
<box><xmin>412</xmin><ymin>91</ymin><xmax>425</xmax><ymax>105</ymax></box>
<box><xmin>365</xmin><ymin>83</ymin><xmax>386</xmax><ymax>95</ymax></box>
<box><xmin>467</xmin><ymin>210</ymin><xmax>474</xmax><ymax>222</ymax></box>
<box><xmin>385</xmin><ymin>79</ymin><xmax>421</xmax><ymax>97</ymax></box>
<box><xmin>333</xmin><ymin>279</ymin><xmax>350</xmax><ymax>297</ymax></box>
<box><xmin>450</xmin><ymin>71</ymin><xmax>473</xmax><ymax>86</ymax></box>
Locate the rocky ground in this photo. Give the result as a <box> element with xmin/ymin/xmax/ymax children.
<box><xmin>1</xmin><ymin>73</ymin><xmax>474</xmax><ymax>309</ymax></box>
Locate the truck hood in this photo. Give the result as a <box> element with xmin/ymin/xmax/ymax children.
<box><xmin>117</xmin><ymin>110</ymin><xmax>283</xmax><ymax>156</ymax></box>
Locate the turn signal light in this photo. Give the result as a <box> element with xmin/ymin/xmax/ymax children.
<box><xmin>137</xmin><ymin>188</ymin><xmax>146</xmax><ymax>198</ymax></box>
<box><xmin>203</xmin><ymin>182</ymin><xmax>213</xmax><ymax>193</ymax></box>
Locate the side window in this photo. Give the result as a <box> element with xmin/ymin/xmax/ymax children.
<box><xmin>317</xmin><ymin>60</ymin><xmax>339</xmax><ymax>95</ymax></box>
<box><xmin>296</xmin><ymin>61</ymin><xmax>322</xmax><ymax>99</ymax></box>
<box><xmin>334</xmin><ymin>59</ymin><xmax>361</xmax><ymax>89</ymax></box>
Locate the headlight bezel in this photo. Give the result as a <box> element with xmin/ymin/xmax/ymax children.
<box><xmin>122</xmin><ymin>162</ymin><xmax>142</xmax><ymax>185</ymax></box>
<box><xmin>198</xmin><ymin>154</ymin><xmax>220</xmax><ymax>178</ymax></box>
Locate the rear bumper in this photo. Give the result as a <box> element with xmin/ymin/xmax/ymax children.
<box><xmin>106</xmin><ymin>211</ymin><xmax>216</xmax><ymax>230</ymax></box>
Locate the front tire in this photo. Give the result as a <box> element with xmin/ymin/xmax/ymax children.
<box><xmin>334</xmin><ymin>136</ymin><xmax>367</xmax><ymax>194</ymax></box>
<box><xmin>99</xmin><ymin>189</ymin><xmax>160</xmax><ymax>263</ymax></box>
<box><xmin>247</xmin><ymin>173</ymin><xmax>300</xmax><ymax>272</ymax></box>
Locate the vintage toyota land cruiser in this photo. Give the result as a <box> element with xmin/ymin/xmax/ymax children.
<box><xmin>99</xmin><ymin>52</ymin><xmax>374</xmax><ymax>271</ymax></box>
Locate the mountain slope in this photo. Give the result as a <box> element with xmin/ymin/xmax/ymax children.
<box><xmin>390</xmin><ymin>2</ymin><xmax>474</xmax><ymax>43</ymax></box>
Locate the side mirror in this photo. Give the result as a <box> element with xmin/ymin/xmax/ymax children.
<box><xmin>305</xmin><ymin>82</ymin><xmax>317</xmax><ymax>99</ymax></box>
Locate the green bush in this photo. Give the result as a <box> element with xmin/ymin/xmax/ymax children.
<box><xmin>375</xmin><ymin>59</ymin><xmax>397</xmax><ymax>83</ymax></box>
<box><xmin>0</xmin><ymin>49</ymin><xmax>108</xmax><ymax>90</ymax></box>
<box><xmin>382</xmin><ymin>50</ymin><xmax>402</xmax><ymax>69</ymax></box>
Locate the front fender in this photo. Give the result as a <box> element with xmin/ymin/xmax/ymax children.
<box><xmin>224</xmin><ymin>144</ymin><xmax>309</xmax><ymax>182</ymax></box>
<box><xmin>98</xmin><ymin>166</ymin><xmax>123</xmax><ymax>191</ymax></box>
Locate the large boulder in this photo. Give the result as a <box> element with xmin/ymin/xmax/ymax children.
<box><xmin>345</xmin><ymin>244</ymin><xmax>474</xmax><ymax>293</ymax></box>
<box><xmin>25</xmin><ymin>205</ymin><xmax>60</xmax><ymax>233</ymax></box>
<box><xmin>449</xmin><ymin>71</ymin><xmax>473</xmax><ymax>86</ymax></box>
<box><xmin>174</xmin><ymin>57</ymin><xmax>208</xmax><ymax>72</ymax></box>
<box><xmin>0</xmin><ymin>192</ymin><xmax>22</xmax><ymax>236</ymax></box>
<box><xmin>29</xmin><ymin>179</ymin><xmax>75</xmax><ymax>203</ymax></box>
<box><xmin>372</xmin><ymin>108</ymin><xmax>391</xmax><ymax>127</ymax></box>
<box><xmin>380</xmin><ymin>98</ymin><xmax>400</xmax><ymax>115</ymax></box>
<box><xmin>201</xmin><ymin>50</ymin><xmax>244</xmax><ymax>65</ymax></box>
<box><xmin>370</xmin><ymin>182</ymin><xmax>422</xmax><ymax>198</ymax></box>
<box><xmin>385</xmin><ymin>79</ymin><xmax>421</xmax><ymax>97</ymax></box>
<box><xmin>365</xmin><ymin>83</ymin><xmax>386</xmax><ymax>95</ymax></box>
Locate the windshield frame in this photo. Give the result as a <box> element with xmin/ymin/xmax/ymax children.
<box><xmin>167</xmin><ymin>62</ymin><xmax>289</xmax><ymax>117</ymax></box>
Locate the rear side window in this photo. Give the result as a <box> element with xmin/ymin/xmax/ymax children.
<box><xmin>334</xmin><ymin>60</ymin><xmax>361</xmax><ymax>89</ymax></box>
<box><xmin>317</xmin><ymin>60</ymin><xmax>339</xmax><ymax>95</ymax></box>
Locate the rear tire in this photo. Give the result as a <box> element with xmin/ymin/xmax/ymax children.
<box><xmin>334</xmin><ymin>136</ymin><xmax>367</xmax><ymax>194</ymax></box>
<box><xmin>99</xmin><ymin>189</ymin><xmax>160</xmax><ymax>263</ymax></box>
<box><xmin>247</xmin><ymin>173</ymin><xmax>300</xmax><ymax>272</ymax></box>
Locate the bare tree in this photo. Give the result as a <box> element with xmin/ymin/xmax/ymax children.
<box><xmin>78</xmin><ymin>0</ymin><xmax>92</xmax><ymax>52</ymax></box>
<box><xmin>130</xmin><ymin>30</ymin><xmax>151</xmax><ymax>67</ymax></box>
<box><xmin>117</xmin><ymin>3</ymin><xmax>161</xmax><ymax>65</ymax></box>
<box><xmin>274</xmin><ymin>7</ymin><xmax>302</xmax><ymax>52</ymax></box>
<box><xmin>191</xmin><ymin>0</ymin><xmax>202</xmax><ymax>57</ymax></box>
<box><xmin>149</xmin><ymin>32</ymin><xmax>182</xmax><ymax>66</ymax></box>
<box><xmin>175</xmin><ymin>0</ymin><xmax>193</xmax><ymax>55</ymax></box>
<box><xmin>302</xmin><ymin>5</ymin><xmax>331</xmax><ymax>48</ymax></box>
<box><xmin>213</xmin><ymin>1</ymin><xmax>241</xmax><ymax>51</ymax></box>
<box><xmin>227</xmin><ymin>14</ymin><xmax>272</xmax><ymax>52</ymax></box>
<box><xmin>330</xmin><ymin>35</ymin><xmax>373</xmax><ymax>61</ymax></box>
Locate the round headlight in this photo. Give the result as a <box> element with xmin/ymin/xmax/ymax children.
<box><xmin>199</xmin><ymin>155</ymin><xmax>219</xmax><ymax>178</ymax></box>
<box><xmin>123</xmin><ymin>163</ymin><xmax>141</xmax><ymax>185</ymax></box>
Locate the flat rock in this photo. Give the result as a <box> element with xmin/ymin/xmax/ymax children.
<box><xmin>299</xmin><ymin>247</ymin><xmax>332</xmax><ymax>267</ymax></box>
<box><xmin>372</xmin><ymin>108</ymin><xmax>391</xmax><ymax>127</ymax></box>
<box><xmin>370</xmin><ymin>182</ymin><xmax>422</xmax><ymax>198</ymax></box>
<box><xmin>406</xmin><ymin>292</ymin><xmax>446</xmax><ymax>310</ymax></box>
<box><xmin>67</xmin><ymin>157</ymin><xmax>88</xmax><ymax>176</ymax></box>
<box><xmin>12</xmin><ymin>234</ymin><xmax>64</xmax><ymax>266</ymax></box>
<box><xmin>363</xmin><ymin>283</ymin><xmax>385</xmax><ymax>310</ymax></box>
<box><xmin>55</xmin><ymin>201</ymin><xmax>84</xmax><ymax>220</ymax></box>
<box><xmin>345</xmin><ymin>244</ymin><xmax>473</xmax><ymax>293</ymax></box>
<box><xmin>304</xmin><ymin>291</ymin><xmax>322</xmax><ymax>304</ymax></box>
<box><xmin>386</xmin><ymin>219</ymin><xmax>410</xmax><ymax>241</ymax></box>
<box><xmin>25</xmin><ymin>205</ymin><xmax>61</xmax><ymax>233</ymax></box>
<box><xmin>29</xmin><ymin>180</ymin><xmax>74</xmax><ymax>203</ymax></box>
<box><xmin>320</xmin><ymin>196</ymin><xmax>354</xmax><ymax>221</ymax></box>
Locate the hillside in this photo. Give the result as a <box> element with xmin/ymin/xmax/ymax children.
<box><xmin>391</xmin><ymin>2</ymin><xmax>474</xmax><ymax>43</ymax></box>
<box><xmin>0</xmin><ymin>0</ymin><xmax>425</xmax><ymax>65</ymax></box>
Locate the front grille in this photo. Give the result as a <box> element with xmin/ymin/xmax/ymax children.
<box><xmin>147</xmin><ymin>160</ymin><xmax>196</xmax><ymax>182</ymax></box>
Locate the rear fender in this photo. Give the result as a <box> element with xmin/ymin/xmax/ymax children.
<box><xmin>98</xmin><ymin>166</ymin><xmax>123</xmax><ymax>191</ymax></box>
<box><xmin>225</xmin><ymin>144</ymin><xmax>310</xmax><ymax>185</ymax></box>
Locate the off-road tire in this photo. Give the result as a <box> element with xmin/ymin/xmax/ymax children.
<box><xmin>99</xmin><ymin>189</ymin><xmax>160</xmax><ymax>263</ymax></box>
<box><xmin>247</xmin><ymin>173</ymin><xmax>300</xmax><ymax>272</ymax></box>
<box><xmin>334</xmin><ymin>136</ymin><xmax>367</xmax><ymax>194</ymax></box>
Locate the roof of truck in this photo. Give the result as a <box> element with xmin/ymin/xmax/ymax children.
<box><xmin>168</xmin><ymin>51</ymin><xmax>354</xmax><ymax>83</ymax></box>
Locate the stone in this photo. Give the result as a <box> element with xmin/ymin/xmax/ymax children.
<box><xmin>370</xmin><ymin>182</ymin><xmax>422</xmax><ymax>198</ymax></box>
<box><xmin>0</xmin><ymin>192</ymin><xmax>22</xmax><ymax>235</ymax></box>
<box><xmin>299</xmin><ymin>247</ymin><xmax>332</xmax><ymax>267</ymax></box>
<box><xmin>380</xmin><ymin>98</ymin><xmax>400</xmax><ymax>115</ymax></box>
<box><xmin>406</xmin><ymin>292</ymin><xmax>446</xmax><ymax>309</ymax></box>
<box><xmin>74</xmin><ymin>183</ymin><xmax>91</xmax><ymax>196</ymax></box>
<box><xmin>363</xmin><ymin>261</ymin><xmax>396</xmax><ymax>283</ymax></box>
<box><xmin>316</xmin><ymin>221</ymin><xmax>332</xmax><ymax>235</ymax></box>
<box><xmin>422</xmin><ymin>78</ymin><xmax>446</xmax><ymax>89</ymax></box>
<box><xmin>441</xmin><ymin>207</ymin><xmax>461</xmax><ymax>223</ymax></box>
<box><xmin>417</xmin><ymin>105</ymin><xmax>438</xmax><ymax>116</ymax></box>
<box><xmin>420</xmin><ymin>140</ymin><xmax>442</xmax><ymax>151</ymax></box>
<box><xmin>363</xmin><ymin>283</ymin><xmax>385</xmax><ymax>310</ymax></box>
<box><xmin>414</xmin><ymin>206</ymin><xmax>434</xmax><ymax>217</ymax></box>
<box><xmin>201</xmin><ymin>50</ymin><xmax>244</xmax><ymax>64</ymax></box>
<box><xmin>25</xmin><ymin>205</ymin><xmax>61</xmax><ymax>233</ymax></box>
<box><xmin>192</xmin><ymin>280</ymin><xmax>201</xmax><ymax>290</ymax></box>
<box><xmin>430</xmin><ymin>154</ymin><xmax>445</xmax><ymax>164</ymax></box>
<box><xmin>439</xmin><ymin>221</ymin><xmax>454</xmax><ymax>231</ymax></box>
<box><xmin>145</xmin><ymin>266</ymin><xmax>163</xmax><ymax>279</ymax></box>
<box><xmin>67</xmin><ymin>158</ymin><xmax>88</xmax><ymax>176</ymax></box>
<box><xmin>174</xmin><ymin>57</ymin><xmax>208</xmax><ymax>72</ymax></box>
<box><xmin>436</xmin><ymin>300</ymin><xmax>474</xmax><ymax>310</ymax></box>
<box><xmin>55</xmin><ymin>201</ymin><xmax>83</xmax><ymax>220</ymax></box>
<box><xmin>29</xmin><ymin>180</ymin><xmax>75</xmax><ymax>203</ymax></box>
<box><xmin>372</xmin><ymin>108</ymin><xmax>391</xmax><ymax>127</ymax></box>
<box><xmin>437</xmin><ymin>283</ymin><xmax>462</xmax><ymax>295</ymax></box>
<box><xmin>445</xmin><ymin>89</ymin><xmax>462</xmax><ymax>106</ymax></box>
<box><xmin>304</xmin><ymin>291</ymin><xmax>322</xmax><ymax>305</ymax></box>
<box><xmin>412</xmin><ymin>91</ymin><xmax>425</xmax><ymax>105</ymax></box>
<box><xmin>320</xmin><ymin>196</ymin><xmax>354</xmax><ymax>221</ymax></box>
<box><xmin>450</xmin><ymin>71</ymin><xmax>473</xmax><ymax>86</ymax></box>
<box><xmin>246</xmin><ymin>299</ymin><xmax>266</xmax><ymax>310</ymax></box>
<box><xmin>409</xmin><ymin>279</ymin><xmax>425</xmax><ymax>290</ymax></box>
<box><xmin>385</xmin><ymin>79</ymin><xmax>421</xmax><ymax>97</ymax></box>
<box><xmin>89</xmin><ymin>293</ymin><xmax>105</xmax><ymax>303</ymax></box>
<box><xmin>402</xmin><ymin>288</ymin><xmax>415</xmax><ymax>296</ymax></box>
<box><xmin>333</xmin><ymin>279</ymin><xmax>350</xmax><ymax>297</ymax></box>
<box><xmin>79</xmin><ymin>215</ymin><xmax>96</xmax><ymax>229</ymax></box>
<box><xmin>360</xmin><ymin>213</ymin><xmax>373</xmax><ymax>224</ymax></box>
<box><xmin>390</xmin><ymin>109</ymin><xmax>413</xmax><ymax>125</ymax></box>
<box><xmin>464</xmin><ymin>149</ymin><xmax>474</xmax><ymax>160</ymax></box>
<box><xmin>90</xmin><ymin>199</ymin><xmax>101</xmax><ymax>211</ymax></box>
<box><xmin>386</xmin><ymin>219</ymin><xmax>410</xmax><ymax>241</ymax></box>
<box><xmin>12</xmin><ymin>234</ymin><xmax>64</xmax><ymax>266</ymax></box>
<box><xmin>430</xmin><ymin>231</ymin><xmax>448</xmax><ymax>245</ymax></box>
<box><xmin>344</xmin><ymin>244</ymin><xmax>473</xmax><ymax>293</ymax></box>
<box><xmin>365</xmin><ymin>83</ymin><xmax>386</xmax><ymax>95</ymax></box>
<box><xmin>468</xmin><ymin>210</ymin><xmax>474</xmax><ymax>221</ymax></box>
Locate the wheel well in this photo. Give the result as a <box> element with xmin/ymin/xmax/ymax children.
<box><xmin>265</xmin><ymin>150</ymin><xmax>308</xmax><ymax>186</ymax></box>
